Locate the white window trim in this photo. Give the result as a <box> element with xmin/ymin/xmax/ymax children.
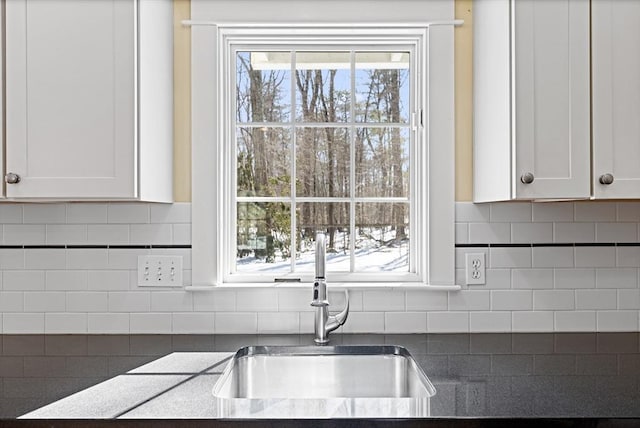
<box><xmin>188</xmin><ymin>15</ymin><xmax>459</xmax><ymax>290</ymax></box>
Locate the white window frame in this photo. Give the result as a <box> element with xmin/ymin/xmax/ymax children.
<box><xmin>188</xmin><ymin>2</ymin><xmax>458</xmax><ymax>289</ymax></box>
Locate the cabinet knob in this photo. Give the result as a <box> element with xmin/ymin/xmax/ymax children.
<box><xmin>599</xmin><ymin>173</ymin><xmax>614</xmax><ymax>185</ymax></box>
<box><xmin>520</xmin><ymin>172</ymin><xmax>535</xmax><ymax>184</ymax></box>
<box><xmin>4</xmin><ymin>173</ymin><xmax>21</xmax><ymax>184</ymax></box>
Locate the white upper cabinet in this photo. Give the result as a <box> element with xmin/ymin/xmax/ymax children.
<box><xmin>592</xmin><ymin>0</ymin><xmax>640</xmax><ymax>199</ymax></box>
<box><xmin>3</xmin><ymin>0</ymin><xmax>173</xmax><ymax>201</ymax></box>
<box><xmin>474</xmin><ymin>0</ymin><xmax>591</xmax><ymax>202</ymax></box>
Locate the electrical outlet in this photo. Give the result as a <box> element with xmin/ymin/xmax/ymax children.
<box><xmin>465</xmin><ymin>253</ymin><xmax>486</xmax><ymax>285</ymax></box>
<box><xmin>138</xmin><ymin>256</ymin><xmax>183</xmax><ymax>287</ymax></box>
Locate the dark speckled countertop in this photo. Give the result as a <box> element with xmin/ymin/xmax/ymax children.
<box><xmin>3</xmin><ymin>333</ymin><xmax>640</xmax><ymax>425</ymax></box>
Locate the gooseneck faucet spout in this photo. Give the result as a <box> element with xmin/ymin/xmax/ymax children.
<box><xmin>311</xmin><ymin>233</ymin><xmax>349</xmax><ymax>345</ymax></box>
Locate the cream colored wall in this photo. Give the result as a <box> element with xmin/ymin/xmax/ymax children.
<box><xmin>171</xmin><ymin>0</ymin><xmax>474</xmax><ymax>202</ymax></box>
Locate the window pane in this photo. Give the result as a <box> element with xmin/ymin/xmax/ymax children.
<box><xmin>236</xmin><ymin>52</ymin><xmax>291</xmax><ymax>123</ymax></box>
<box><xmin>295</xmin><ymin>52</ymin><xmax>351</xmax><ymax>122</ymax></box>
<box><xmin>236</xmin><ymin>202</ymin><xmax>292</xmax><ymax>273</ymax></box>
<box><xmin>355</xmin><ymin>128</ymin><xmax>409</xmax><ymax>198</ymax></box>
<box><xmin>295</xmin><ymin>202</ymin><xmax>350</xmax><ymax>273</ymax></box>
<box><xmin>355</xmin><ymin>202</ymin><xmax>409</xmax><ymax>272</ymax></box>
<box><xmin>237</xmin><ymin>127</ymin><xmax>291</xmax><ymax>197</ymax></box>
<box><xmin>296</xmin><ymin>128</ymin><xmax>350</xmax><ymax>197</ymax></box>
<box><xmin>355</xmin><ymin>52</ymin><xmax>410</xmax><ymax>123</ymax></box>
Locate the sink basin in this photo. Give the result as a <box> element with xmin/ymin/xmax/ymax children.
<box><xmin>212</xmin><ymin>345</ymin><xmax>436</xmax><ymax>418</ymax></box>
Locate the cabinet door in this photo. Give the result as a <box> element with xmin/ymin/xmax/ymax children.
<box><xmin>592</xmin><ymin>0</ymin><xmax>640</xmax><ymax>198</ymax></box>
<box><xmin>5</xmin><ymin>0</ymin><xmax>136</xmax><ymax>199</ymax></box>
<box><xmin>513</xmin><ymin>0</ymin><xmax>590</xmax><ymax>199</ymax></box>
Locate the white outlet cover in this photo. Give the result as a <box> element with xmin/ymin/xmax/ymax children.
<box><xmin>138</xmin><ymin>255</ymin><xmax>183</xmax><ymax>287</ymax></box>
<box><xmin>465</xmin><ymin>252</ymin><xmax>486</xmax><ymax>285</ymax></box>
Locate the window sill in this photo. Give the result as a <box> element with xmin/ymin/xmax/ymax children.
<box><xmin>184</xmin><ymin>283</ymin><xmax>461</xmax><ymax>291</ymax></box>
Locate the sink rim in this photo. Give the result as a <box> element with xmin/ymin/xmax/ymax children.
<box><xmin>212</xmin><ymin>344</ymin><xmax>436</xmax><ymax>399</ymax></box>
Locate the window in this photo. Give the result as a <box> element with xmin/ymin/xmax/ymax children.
<box><xmin>189</xmin><ymin>7</ymin><xmax>457</xmax><ymax>288</ymax></box>
<box><xmin>231</xmin><ymin>46</ymin><xmax>417</xmax><ymax>283</ymax></box>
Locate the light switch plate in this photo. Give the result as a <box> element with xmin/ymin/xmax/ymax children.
<box><xmin>138</xmin><ymin>256</ymin><xmax>183</xmax><ymax>287</ymax></box>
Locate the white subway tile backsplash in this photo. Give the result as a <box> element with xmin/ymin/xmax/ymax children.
<box><xmin>0</xmin><ymin>292</ymin><xmax>24</xmax><ymax>312</ymax></box>
<box><xmin>257</xmin><ymin>312</ymin><xmax>299</xmax><ymax>334</ymax></box>
<box><xmin>130</xmin><ymin>313</ymin><xmax>172</xmax><ymax>334</ymax></box>
<box><xmin>532</xmin><ymin>247</ymin><xmax>574</xmax><ymax>268</ymax></box>
<box><xmin>489</xmin><ymin>247</ymin><xmax>532</xmax><ymax>268</ymax></box>
<box><xmin>532</xmin><ymin>202</ymin><xmax>574</xmax><ymax>223</ymax></box>
<box><xmin>455</xmin><ymin>202</ymin><xmax>490</xmax><ymax>222</ymax></box>
<box><xmin>66</xmin><ymin>292</ymin><xmax>108</xmax><ymax>312</ymax></box>
<box><xmin>512</xmin><ymin>311</ymin><xmax>554</xmax><ymax>332</ymax></box>
<box><xmin>596</xmin><ymin>223</ymin><xmax>638</xmax><ymax>243</ymax></box>
<box><xmin>3</xmin><ymin>313</ymin><xmax>45</xmax><ymax>333</ymax></box>
<box><xmin>87</xmin><ymin>225</ymin><xmax>129</xmax><ymax>245</ymax></box>
<box><xmin>384</xmin><ymin>312</ymin><xmax>427</xmax><ymax>333</ymax></box>
<box><xmin>597</xmin><ymin>311</ymin><xmax>639</xmax><ymax>332</ymax></box>
<box><xmin>108</xmin><ymin>292</ymin><xmax>150</xmax><ymax>312</ymax></box>
<box><xmin>0</xmin><ymin>200</ymin><xmax>639</xmax><ymax>335</ymax></box>
<box><xmin>24</xmin><ymin>249</ymin><xmax>66</xmax><ymax>270</ymax></box>
<box><xmin>363</xmin><ymin>291</ymin><xmax>405</xmax><ymax>311</ymax></box>
<box><xmin>575</xmin><ymin>247</ymin><xmax>616</xmax><ymax>268</ymax></box>
<box><xmin>448</xmin><ymin>290</ymin><xmax>490</xmax><ymax>311</ymax></box>
<box><xmin>618</xmin><ymin>289</ymin><xmax>640</xmax><ymax>310</ymax></box>
<box><xmin>66</xmin><ymin>249</ymin><xmax>109</xmax><ymax>269</ymax></box>
<box><xmin>342</xmin><ymin>312</ymin><xmax>385</xmax><ymax>333</ymax></box>
<box><xmin>66</xmin><ymin>204</ymin><xmax>108</xmax><ymax>224</ymax></box>
<box><xmin>427</xmin><ymin>312</ymin><xmax>469</xmax><ymax>333</ymax></box>
<box><xmin>3</xmin><ymin>271</ymin><xmax>45</xmax><ymax>291</ymax></box>
<box><xmin>46</xmin><ymin>225</ymin><xmax>88</xmax><ymax>245</ymax></box>
<box><xmin>45</xmin><ymin>313</ymin><xmax>87</xmax><ymax>334</ymax></box>
<box><xmin>150</xmin><ymin>203</ymin><xmax>191</xmax><ymax>224</ymax></box>
<box><xmin>512</xmin><ymin>223</ymin><xmax>553</xmax><ymax>244</ymax></box>
<box><xmin>469</xmin><ymin>312</ymin><xmax>511</xmax><ymax>333</ymax></box>
<box><xmin>554</xmin><ymin>269</ymin><xmax>595</xmax><ymax>289</ymax></box>
<box><xmin>108</xmin><ymin>203</ymin><xmax>149</xmax><ymax>224</ymax></box>
<box><xmin>490</xmin><ymin>202</ymin><xmax>532</xmax><ymax>222</ymax></box>
<box><xmin>617</xmin><ymin>247</ymin><xmax>640</xmax><ymax>268</ymax></box>
<box><xmin>3</xmin><ymin>225</ymin><xmax>46</xmax><ymax>245</ymax></box>
<box><xmin>151</xmin><ymin>292</ymin><xmax>193</xmax><ymax>312</ymax></box>
<box><xmin>23</xmin><ymin>204</ymin><xmax>66</xmax><ymax>224</ymax></box>
<box><xmin>576</xmin><ymin>289</ymin><xmax>617</xmax><ymax>310</ymax></box>
<box><xmin>236</xmin><ymin>289</ymin><xmax>278</xmax><ymax>312</ymax></box>
<box><xmin>87</xmin><ymin>313</ymin><xmax>130</xmax><ymax>334</ymax></box>
<box><xmin>574</xmin><ymin>202</ymin><xmax>616</xmax><ymax>222</ymax></box>
<box><xmin>533</xmin><ymin>290</ymin><xmax>575</xmax><ymax>310</ymax></box>
<box><xmin>617</xmin><ymin>202</ymin><xmax>640</xmax><ymax>222</ymax></box>
<box><xmin>0</xmin><ymin>204</ymin><xmax>23</xmax><ymax>224</ymax></box>
<box><xmin>215</xmin><ymin>313</ymin><xmax>257</xmax><ymax>334</ymax></box>
<box><xmin>405</xmin><ymin>290</ymin><xmax>448</xmax><ymax>311</ymax></box>
<box><xmin>469</xmin><ymin>223</ymin><xmax>510</xmax><ymax>244</ymax></box>
<box><xmin>554</xmin><ymin>223</ymin><xmax>595</xmax><ymax>243</ymax></box>
<box><xmin>492</xmin><ymin>290</ymin><xmax>532</xmax><ymax>311</ymax></box>
<box><xmin>0</xmin><ymin>249</ymin><xmax>25</xmax><ymax>270</ymax></box>
<box><xmin>555</xmin><ymin>311</ymin><xmax>596</xmax><ymax>332</ymax></box>
<box><xmin>172</xmin><ymin>224</ymin><xmax>192</xmax><ymax>245</ymax></box>
<box><xmin>596</xmin><ymin>268</ymin><xmax>638</xmax><ymax>289</ymax></box>
<box><xmin>512</xmin><ymin>269</ymin><xmax>554</xmax><ymax>289</ymax></box>
<box><xmin>172</xmin><ymin>312</ymin><xmax>214</xmax><ymax>334</ymax></box>
<box><xmin>455</xmin><ymin>223</ymin><xmax>469</xmax><ymax>244</ymax></box>
<box><xmin>130</xmin><ymin>224</ymin><xmax>172</xmax><ymax>245</ymax></box>
<box><xmin>485</xmin><ymin>269</ymin><xmax>512</xmax><ymax>289</ymax></box>
<box><xmin>192</xmin><ymin>291</ymin><xmax>236</xmax><ymax>312</ymax></box>
<box><xmin>88</xmin><ymin>270</ymin><xmax>130</xmax><ymax>291</ymax></box>
<box><xmin>24</xmin><ymin>292</ymin><xmax>65</xmax><ymax>312</ymax></box>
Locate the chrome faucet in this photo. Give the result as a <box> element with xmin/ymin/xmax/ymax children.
<box><xmin>310</xmin><ymin>233</ymin><xmax>349</xmax><ymax>345</ymax></box>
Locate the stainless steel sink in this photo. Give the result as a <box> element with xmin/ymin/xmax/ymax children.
<box><xmin>212</xmin><ymin>345</ymin><xmax>436</xmax><ymax>418</ymax></box>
